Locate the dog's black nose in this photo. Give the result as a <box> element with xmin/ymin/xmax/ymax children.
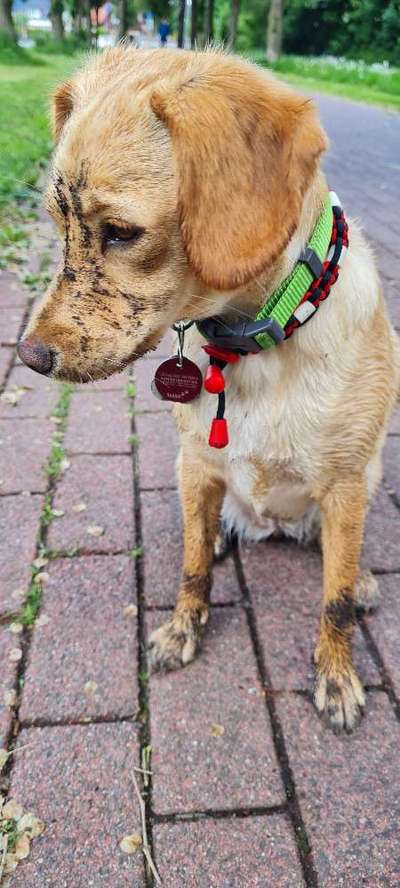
<box><xmin>17</xmin><ymin>336</ymin><xmax>54</xmax><ymax>376</ymax></box>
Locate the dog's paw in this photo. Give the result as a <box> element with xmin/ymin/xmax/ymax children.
<box><xmin>148</xmin><ymin>609</ymin><xmax>208</xmax><ymax>673</ymax></box>
<box><xmin>314</xmin><ymin>668</ymin><xmax>366</xmax><ymax>734</ymax></box>
<box><xmin>354</xmin><ymin>570</ymin><xmax>380</xmax><ymax>613</ymax></box>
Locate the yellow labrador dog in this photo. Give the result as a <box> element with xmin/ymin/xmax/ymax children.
<box><xmin>18</xmin><ymin>48</ymin><xmax>400</xmax><ymax>733</ymax></box>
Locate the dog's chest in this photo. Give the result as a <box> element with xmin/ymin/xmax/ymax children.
<box><xmin>175</xmin><ymin>343</ymin><xmax>326</xmax><ymax>521</ymax></box>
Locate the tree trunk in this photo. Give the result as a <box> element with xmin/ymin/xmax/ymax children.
<box><xmin>190</xmin><ymin>0</ymin><xmax>197</xmax><ymax>48</ymax></box>
<box><xmin>71</xmin><ymin>0</ymin><xmax>82</xmax><ymax>35</ymax></box>
<box><xmin>203</xmin><ymin>0</ymin><xmax>214</xmax><ymax>43</ymax></box>
<box><xmin>177</xmin><ymin>0</ymin><xmax>186</xmax><ymax>48</ymax></box>
<box><xmin>227</xmin><ymin>0</ymin><xmax>240</xmax><ymax>49</ymax></box>
<box><xmin>118</xmin><ymin>0</ymin><xmax>129</xmax><ymax>40</ymax></box>
<box><xmin>0</xmin><ymin>0</ymin><xmax>17</xmax><ymax>41</ymax></box>
<box><xmin>82</xmin><ymin>0</ymin><xmax>92</xmax><ymax>44</ymax></box>
<box><xmin>266</xmin><ymin>0</ymin><xmax>283</xmax><ymax>62</ymax></box>
<box><xmin>50</xmin><ymin>0</ymin><xmax>65</xmax><ymax>40</ymax></box>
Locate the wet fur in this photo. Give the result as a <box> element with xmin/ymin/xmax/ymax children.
<box><xmin>21</xmin><ymin>47</ymin><xmax>400</xmax><ymax>733</ymax></box>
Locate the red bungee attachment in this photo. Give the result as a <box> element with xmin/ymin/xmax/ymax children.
<box><xmin>209</xmin><ymin>417</ymin><xmax>229</xmax><ymax>448</ymax></box>
<box><xmin>204</xmin><ymin>363</ymin><xmax>225</xmax><ymax>394</ymax></box>
<box><xmin>202</xmin><ymin>345</ymin><xmax>240</xmax><ymax>449</ymax></box>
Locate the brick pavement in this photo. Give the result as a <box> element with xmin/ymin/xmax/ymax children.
<box><xmin>0</xmin><ymin>95</ymin><xmax>400</xmax><ymax>887</ymax></box>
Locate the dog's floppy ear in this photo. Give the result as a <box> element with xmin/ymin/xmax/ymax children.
<box><xmin>151</xmin><ymin>62</ymin><xmax>327</xmax><ymax>290</ymax></box>
<box><xmin>52</xmin><ymin>80</ymin><xmax>74</xmax><ymax>143</ymax></box>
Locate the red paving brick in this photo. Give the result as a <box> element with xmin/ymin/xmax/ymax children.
<box><xmin>136</xmin><ymin>412</ymin><xmax>178</xmax><ymax>489</ymax></box>
<box><xmin>64</xmin><ymin>390</ymin><xmax>131</xmax><ymax>454</ymax></box>
<box><xmin>154</xmin><ymin>816</ymin><xmax>303</xmax><ymax>888</ymax></box>
<box><xmin>242</xmin><ymin>541</ymin><xmax>379</xmax><ymax>689</ymax></box>
<box><xmin>76</xmin><ymin>370</ymin><xmax>130</xmax><ymax>392</ymax></box>
<box><xmin>0</xmin><ymin>270</ymin><xmax>29</xmax><ymax>307</ymax></box>
<box><xmin>9</xmin><ymin>722</ymin><xmax>144</xmax><ymax>887</ymax></box>
<box><xmin>0</xmin><ymin>306</ymin><xmax>26</xmax><ymax>345</ymax></box>
<box><xmin>48</xmin><ymin>455</ymin><xmax>134</xmax><ymax>553</ymax></box>
<box><xmin>148</xmin><ymin>608</ymin><xmax>282</xmax><ymax>813</ymax></box>
<box><xmin>277</xmin><ymin>693</ymin><xmax>400</xmax><ymax>887</ymax></box>
<box><xmin>0</xmin><ymin>363</ymin><xmax>58</xmax><ymax>418</ymax></box>
<box><xmin>0</xmin><ymin>626</ymin><xmax>19</xmax><ymax>747</ymax></box>
<box><xmin>20</xmin><ymin>556</ymin><xmax>138</xmax><ymax>723</ymax></box>
<box><xmin>388</xmin><ymin>405</ymin><xmax>400</xmax><ymax>435</ymax></box>
<box><xmin>141</xmin><ymin>489</ymin><xmax>241</xmax><ymax>605</ymax></box>
<box><xmin>134</xmin><ymin>358</ymin><xmax>170</xmax><ymax>412</ymax></box>
<box><xmin>384</xmin><ymin>435</ymin><xmax>400</xmax><ymax>503</ymax></box>
<box><xmin>0</xmin><ymin>418</ymin><xmax>52</xmax><ymax>493</ymax></box>
<box><xmin>363</xmin><ymin>485</ymin><xmax>400</xmax><ymax>572</ymax></box>
<box><xmin>366</xmin><ymin>574</ymin><xmax>400</xmax><ymax>698</ymax></box>
<box><xmin>0</xmin><ymin>346</ymin><xmax>13</xmax><ymax>385</ymax></box>
<box><xmin>0</xmin><ymin>493</ymin><xmax>42</xmax><ymax>614</ymax></box>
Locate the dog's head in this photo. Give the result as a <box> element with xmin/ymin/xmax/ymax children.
<box><xmin>18</xmin><ymin>48</ymin><xmax>327</xmax><ymax>381</ymax></box>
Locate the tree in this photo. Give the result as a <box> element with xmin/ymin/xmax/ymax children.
<box><xmin>0</xmin><ymin>0</ymin><xmax>17</xmax><ymax>41</ymax></box>
<box><xmin>227</xmin><ymin>0</ymin><xmax>240</xmax><ymax>48</ymax></box>
<box><xmin>177</xmin><ymin>0</ymin><xmax>185</xmax><ymax>46</ymax></box>
<box><xmin>203</xmin><ymin>0</ymin><xmax>214</xmax><ymax>43</ymax></box>
<box><xmin>118</xmin><ymin>0</ymin><xmax>129</xmax><ymax>39</ymax></box>
<box><xmin>50</xmin><ymin>0</ymin><xmax>65</xmax><ymax>40</ymax></box>
<box><xmin>266</xmin><ymin>0</ymin><xmax>283</xmax><ymax>61</ymax></box>
<box><xmin>190</xmin><ymin>0</ymin><xmax>197</xmax><ymax>47</ymax></box>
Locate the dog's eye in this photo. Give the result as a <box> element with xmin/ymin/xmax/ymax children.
<box><xmin>103</xmin><ymin>224</ymin><xmax>144</xmax><ymax>247</ymax></box>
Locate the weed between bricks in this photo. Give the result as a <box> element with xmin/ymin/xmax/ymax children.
<box><xmin>1</xmin><ymin>381</ymin><xmax>74</xmax><ymax>795</ymax></box>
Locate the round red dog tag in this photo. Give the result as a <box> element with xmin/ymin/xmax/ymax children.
<box><xmin>152</xmin><ymin>357</ymin><xmax>202</xmax><ymax>403</ymax></box>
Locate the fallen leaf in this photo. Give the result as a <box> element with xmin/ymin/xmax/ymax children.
<box><xmin>32</xmin><ymin>556</ymin><xmax>48</xmax><ymax>569</ymax></box>
<box><xmin>51</xmin><ymin>508</ymin><xmax>64</xmax><ymax>518</ymax></box>
<box><xmin>4</xmin><ymin>690</ymin><xmax>17</xmax><ymax>707</ymax></box>
<box><xmin>14</xmin><ymin>834</ymin><xmax>30</xmax><ymax>860</ymax></box>
<box><xmin>60</xmin><ymin>458</ymin><xmax>70</xmax><ymax>472</ymax></box>
<box><xmin>9</xmin><ymin>622</ymin><xmax>23</xmax><ymax>635</ymax></box>
<box><xmin>87</xmin><ymin>525</ymin><xmax>104</xmax><ymax>537</ymax></box>
<box><xmin>210</xmin><ymin>724</ymin><xmax>225</xmax><ymax>738</ymax></box>
<box><xmin>50</xmin><ymin>416</ymin><xmax>62</xmax><ymax>424</ymax></box>
<box><xmin>36</xmin><ymin>613</ymin><xmax>50</xmax><ymax>627</ymax></box>
<box><xmin>119</xmin><ymin>832</ymin><xmax>142</xmax><ymax>855</ymax></box>
<box><xmin>9</xmin><ymin>648</ymin><xmax>22</xmax><ymax>663</ymax></box>
<box><xmin>0</xmin><ymin>386</ymin><xmax>30</xmax><ymax>407</ymax></box>
<box><xmin>72</xmin><ymin>502</ymin><xmax>87</xmax><ymax>513</ymax></box>
<box><xmin>83</xmin><ymin>681</ymin><xmax>98</xmax><ymax>695</ymax></box>
<box><xmin>123</xmin><ymin>604</ymin><xmax>138</xmax><ymax>618</ymax></box>
<box><xmin>11</xmin><ymin>588</ymin><xmax>25</xmax><ymax>601</ymax></box>
<box><xmin>0</xmin><ymin>749</ymin><xmax>9</xmax><ymax>769</ymax></box>
<box><xmin>17</xmin><ymin>813</ymin><xmax>44</xmax><ymax>838</ymax></box>
<box><xmin>4</xmin><ymin>852</ymin><xmax>18</xmax><ymax>874</ymax></box>
<box><xmin>35</xmin><ymin>572</ymin><xmax>49</xmax><ymax>585</ymax></box>
<box><xmin>2</xmin><ymin>798</ymin><xmax>23</xmax><ymax>820</ymax></box>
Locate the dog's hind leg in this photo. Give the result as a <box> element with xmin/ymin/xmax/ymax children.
<box><xmin>313</xmin><ymin>475</ymin><xmax>368</xmax><ymax>733</ymax></box>
<box><xmin>148</xmin><ymin>448</ymin><xmax>225</xmax><ymax>672</ymax></box>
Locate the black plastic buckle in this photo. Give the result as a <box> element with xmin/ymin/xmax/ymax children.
<box><xmin>299</xmin><ymin>246</ymin><xmax>323</xmax><ymax>279</ymax></box>
<box><xmin>196</xmin><ymin>316</ymin><xmax>285</xmax><ymax>354</ymax></box>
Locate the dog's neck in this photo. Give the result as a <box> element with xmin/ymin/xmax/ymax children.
<box><xmin>224</xmin><ymin>173</ymin><xmax>328</xmax><ymax>323</ymax></box>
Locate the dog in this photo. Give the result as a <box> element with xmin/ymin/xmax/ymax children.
<box><xmin>17</xmin><ymin>47</ymin><xmax>400</xmax><ymax>733</ymax></box>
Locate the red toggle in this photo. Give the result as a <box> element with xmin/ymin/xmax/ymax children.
<box><xmin>202</xmin><ymin>344</ymin><xmax>240</xmax><ymax>364</ymax></box>
<box><xmin>208</xmin><ymin>418</ymin><xmax>229</xmax><ymax>449</ymax></box>
<box><xmin>204</xmin><ymin>364</ymin><xmax>225</xmax><ymax>394</ymax></box>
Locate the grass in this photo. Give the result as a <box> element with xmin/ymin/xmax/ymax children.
<box><xmin>0</xmin><ymin>49</ymin><xmax>77</xmax><ymax>226</ymax></box>
<box><xmin>247</xmin><ymin>52</ymin><xmax>400</xmax><ymax>110</ymax></box>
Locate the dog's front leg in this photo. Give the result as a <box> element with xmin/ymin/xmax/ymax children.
<box><xmin>314</xmin><ymin>475</ymin><xmax>368</xmax><ymax>733</ymax></box>
<box><xmin>148</xmin><ymin>449</ymin><xmax>225</xmax><ymax>671</ymax></box>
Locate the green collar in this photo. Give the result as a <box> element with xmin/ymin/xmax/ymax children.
<box><xmin>196</xmin><ymin>194</ymin><xmax>335</xmax><ymax>353</ymax></box>
<box><xmin>254</xmin><ymin>195</ymin><xmax>333</xmax><ymax>349</ymax></box>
